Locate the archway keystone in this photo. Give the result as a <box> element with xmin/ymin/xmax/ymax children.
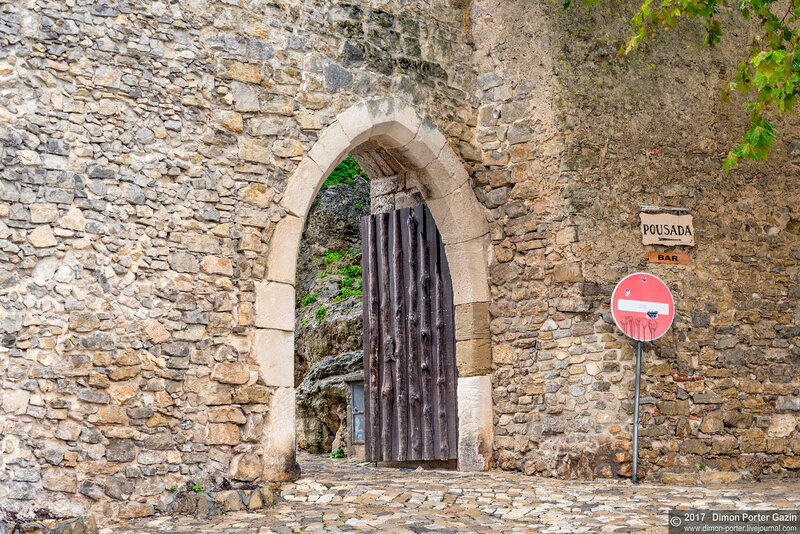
<box><xmin>262</xmin><ymin>98</ymin><xmax>493</xmax><ymax>477</ymax></box>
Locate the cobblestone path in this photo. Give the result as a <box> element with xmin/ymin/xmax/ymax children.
<box><xmin>103</xmin><ymin>453</ymin><xmax>800</xmax><ymax>533</ymax></box>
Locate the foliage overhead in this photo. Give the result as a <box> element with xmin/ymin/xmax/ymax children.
<box><xmin>565</xmin><ymin>0</ymin><xmax>799</xmax><ymax>173</ymax></box>
<box><xmin>322</xmin><ymin>155</ymin><xmax>370</xmax><ymax>187</ymax></box>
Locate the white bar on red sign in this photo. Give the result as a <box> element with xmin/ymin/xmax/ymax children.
<box><xmin>617</xmin><ymin>299</ymin><xmax>669</xmax><ymax>316</ymax></box>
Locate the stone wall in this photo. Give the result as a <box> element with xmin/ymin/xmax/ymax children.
<box><xmin>0</xmin><ymin>0</ymin><xmax>474</xmax><ymax>522</ymax></box>
<box><xmin>1</xmin><ymin>0</ymin><xmax>799</xmax><ymax>523</ymax></box>
<box><xmin>471</xmin><ymin>1</ymin><xmax>800</xmax><ymax>481</ymax></box>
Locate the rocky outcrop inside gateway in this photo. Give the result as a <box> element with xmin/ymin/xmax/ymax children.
<box><xmin>294</xmin><ymin>178</ymin><xmax>368</xmax><ymax>453</ymax></box>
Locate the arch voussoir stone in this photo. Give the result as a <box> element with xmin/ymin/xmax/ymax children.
<box><xmin>308</xmin><ymin>121</ymin><xmax>352</xmax><ymax>177</ymax></box>
<box><xmin>336</xmin><ymin>102</ymin><xmax>374</xmax><ymax>146</ymax></box>
<box><xmin>280</xmin><ymin>157</ymin><xmax>323</xmax><ymax>218</ymax></box>
<box><xmin>426</xmin><ymin>181</ymin><xmax>489</xmax><ymax>246</ymax></box>
<box><xmin>264</xmin><ymin>97</ymin><xmax>493</xmax><ymax>475</ymax></box>
<box><xmin>368</xmin><ymin>100</ymin><xmax>422</xmax><ymax>149</ymax></box>
<box><xmin>420</xmin><ymin>140</ymin><xmax>470</xmax><ymax>200</ymax></box>
<box><xmin>396</xmin><ymin>120</ymin><xmax>447</xmax><ymax>169</ymax></box>
<box><xmin>266</xmin><ymin>214</ymin><xmax>305</xmax><ymax>284</ymax></box>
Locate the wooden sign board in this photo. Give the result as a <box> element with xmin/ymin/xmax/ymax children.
<box><xmin>649</xmin><ymin>251</ymin><xmax>691</xmax><ymax>265</ymax></box>
<box><xmin>640</xmin><ymin>212</ymin><xmax>695</xmax><ymax>246</ymax></box>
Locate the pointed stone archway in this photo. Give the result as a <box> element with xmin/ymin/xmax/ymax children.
<box><xmin>256</xmin><ymin>98</ymin><xmax>493</xmax><ymax>479</ymax></box>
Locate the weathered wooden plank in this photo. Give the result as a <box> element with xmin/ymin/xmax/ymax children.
<box><xmin>391</xmin><ymin>209</ymin><xmax>408</xmax><ymax>461</ymax></box>
<box><xmin>377</xmin><ymin>212</ymin><xmax>394</xmax><ymax>461</ymax></box>
<box><xmin>440</xmin><ymin>235</ymin><xmax>459</xmax><ymax>457</ymax></box>
<box><xmin>418</xmin><ymin>206</ymin><xmax>435</xmax><ymax>459</ymax></box>
<box><xmin>362</xmin><ymin>215</ymin><xmax>381</xmax><ymax>461</ymax></box>
<box><xmin>432</xmin><ymin>215</ymin><xmax>449</xmax><ymax>460</ymax></box>
<box><xmin>405</xmin><ymin>207</ymin><xmax>423</xmax><ymax>459</ymax></box>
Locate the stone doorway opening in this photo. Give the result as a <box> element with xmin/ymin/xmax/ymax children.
<box><xmin>293</xmin><ymin>146</ymin><xmax>451</xmax><ymax>463</ymax></box>
<box><xmin>259</xmin><ymin>98</ymin><xmax>494</xmax><ymax>480</ymax></box>
<box><xmin>293</xmin><ymin>155</ymin><xmax>371</xmax><ymax>458</ymax></box>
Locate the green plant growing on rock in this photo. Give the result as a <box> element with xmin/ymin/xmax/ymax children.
<box><xmin>322</xmin><ymin>250</ymin><xmax>344</xmax><ymax>264</ymax></box>
<box><xmin>315</xmin><ymin>306</ymin><xmax>327</xmax><ymax>323</ymax></box>
<box><xmin>168</xmin><ymin>485</ymin><xmax>177</xmax><ymax>492</ymax></box>
<box><xmin>330</xmin><ymin>448</ymin><xmax>345</xmax><ymax>459</ymax></box>
<box><xmin>322</xmin><ymin>155</ymin><xmax>369</xmax><ymax>187</ymax></box>
<box><xmin>563</xmin><ymin>0</ymin><xmax>800</xmax><ymax>172</ymax></box>
<box><xmin>300</xmin><ymin>292</ymin><xmax>317</xmax><ymax>306</ymax></box>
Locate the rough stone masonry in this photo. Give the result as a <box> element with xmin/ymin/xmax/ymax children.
<box><xmin>0</xmin><ymin>0</ymin><xmax>798</xmax><ymax>525</ymax></box>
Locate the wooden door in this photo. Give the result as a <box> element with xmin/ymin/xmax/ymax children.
<box><xmin>361</xmin><ymin>205</ymin><xmax>458</xmax><ymax>462</ymax></box>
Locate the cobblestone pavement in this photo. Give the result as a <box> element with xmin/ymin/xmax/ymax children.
<box><xmin>103</xmin><ymin>453</ymin><xmax>800</xmax><ymax>533</ymax></box>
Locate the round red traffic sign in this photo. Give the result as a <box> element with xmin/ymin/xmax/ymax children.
<box><xmin>611</xmin><ymin>272</ymin><xmax>674</xmax><ymax>341</ymax></box>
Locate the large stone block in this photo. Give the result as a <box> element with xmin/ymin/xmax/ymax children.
<box><xmin>280</xmin><ymin>158</ymin><xmax>324</xmax><ymax>217</ymax></box>
<box><xmin>417</xmin><ymin>142</ymin><xmax>470</xmax><ymax>200</ymax></box>
<box><xmin>207</xmin><ymin>424</ymin><xmax>241</xmax><ymax>446</ymax></box>
<box><xmin>336</xmin><ymin>101</ymin><xmax>374</xmax><ymax>146</ymax></box>
<box><xmin>456</xmin><ymin>338</ymin><xmax>491</xmax><ymax>377</ymax></box>
<box><xmin>427</xmin><ymin>181</ymin><xmax>488</xmax><ymax>245</ymax></box>
<box><xmin>42</xmin><ymin>469</ymin><xmax>78</xmax><ymax>493</ymax></box>
<box><xmin>308</xmin><ymin>121</ymin><xmax>351</xmax><ymax>177</ymax></box>
<box><xmin>212</xmin><ymin>363</ymin><xmax>250</xmax><ymax>385</ymax></box>
<box><xmin>395</xmin><ymin>120</ymin><xmax>445</xmax><ymax>168</ymax></box>
<box><xmin>457</xmin><ymin>375</ymin><xmax>493</xmax><ymax>471</ymax></box>
<box><xmin>369</xmin><ymin>100</ymin><xmax>421</xmax><ymax>148</ymax></box>
<box><xmin>230</xmin><ymin>453</ymin><xmax>261</xmax><ymax>481</ymax></box>
<box><xmin>444</xmin><ymin>234</ymin><xmax>491</xmax><ymax>305</ymax></box>
<box><xmin>254</xmin><ymin>329</ymin><xmax>294</xmax><ymax>387</ymax></box>
<box><xmin>263</xmin><ymin>387</ymin><xmax>300</xmax><ymax>481</ymax></box>
<box><xmin>455</xmin><ymin>302</ymin><xmax>490</xmax><ymax>341</ymax></box>
<box><xmin>553</xmin><ymin>262</ymin><xmax>583</xmax><ymax>283</ymax></box>
<box><xmin>255</xmin><ymin>281</ymin><xmax>295</xmax><ymax>331</ymax></box>
<box><xmin>266</xmin><ymin>215</ymin><xmax>304</xmax><ymax>284</ymax></box>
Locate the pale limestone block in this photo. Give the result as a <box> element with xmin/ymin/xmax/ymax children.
<box><xmin>308</xmin><ymin>121</ymin><xmax>351</xmax><ymax>178</ymax></box>
<box><xmin>2</xmin><ymin>389</ymin><xmax>29</xmax><ymax>415</ymax></box>
<box><xmin>427</xmin><ymin>181</ymin><xmax>488</xmax><ymax>245</ymax></box>
<box><xmin>254</xmin><ymin>329</ymin><xmax>293</xmax><ymax>387</ymax></box>
<box><xmin>370</xmin><ymin>101</ymin><xmax>421</xmax><ymax>148</ymax></box>
<box><xmin>262</xmin><ymin>386</ymin><xmax>300</xmax><ymax>481</ymax></box>
<box><xmin>266</xmin><ymin>215</ymin><xmax>304</xmax><ymax>284</ymax></box>
<box><xmin>396</xmin><ymin>120</ymin><xmax>447</xmax><ymax>168</ymax></box>
<box><xmin>457</xmin><ymin>375</ymin><xmax>493</xmax><ymax>471</ymax></box>
<box><xmin>444</xmin><ymin>234</ymin><xmax>490</xmax><ymax>305</ymax></box>
<box><xmin>335</xmin><ymin>102</ymin><xmax>374</xmax><ymax>146</ymax></box>
<box><xmin>255</xmin><ymin>281</ymin><xmax>295</xmax><ymax>331</ymax></box>
<box><xmin>418</xmin><ymin>142</ymin><xmax>470</xmax><ymax>200</ymax></box>
<box><xmin>28</xmin><ymin>225</ymin><xmax>57</xmax><ymax>248</ymax></box>
<box><xmin>280</xmin><ymin>158</ymin><xmax>324</xmax><ymax>218</ymax></box>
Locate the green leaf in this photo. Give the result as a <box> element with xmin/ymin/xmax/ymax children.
<box><xmin>723</xmin><ymin>151</ymin><xmax>738</xmax><ymax>174</ymax></box>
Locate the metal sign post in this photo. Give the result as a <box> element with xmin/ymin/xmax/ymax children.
<box><xmin>632</xmin><ymin>340</ymin><xmax>642</xmax><ymax>483</ymax></box>
<box><xmin>610</xmin><ymin>272</ymin><xmax>675</xmax><ymax>485</ymax></box>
